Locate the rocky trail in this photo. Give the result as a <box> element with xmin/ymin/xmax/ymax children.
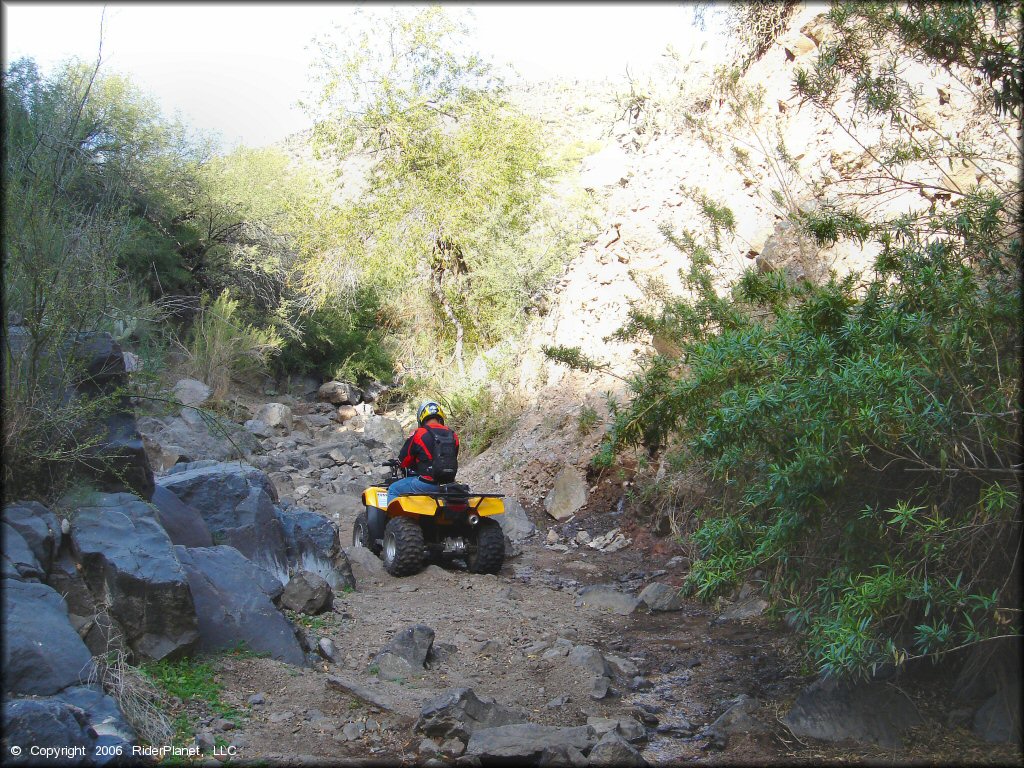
<box><xmin>154</xmin><ymin>394</ymin><xmax>1018</xmax><ymax>766</ymax></box>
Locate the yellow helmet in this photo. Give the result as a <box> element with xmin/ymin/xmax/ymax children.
<box><xmin>417</xmin><ymin>400</ymin><xmax>446</xmax><ymax>426</ymax></box>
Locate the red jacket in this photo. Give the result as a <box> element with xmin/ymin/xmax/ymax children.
<box><xmin>399</xmin><ymin>423</ymin><xmax>460</xmax><ymax>481</ymax></box>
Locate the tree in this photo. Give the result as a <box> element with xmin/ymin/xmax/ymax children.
<box><xmin>302</xmin><ymin>6</ymin><xmax>564</xmax><ymax>373</ymax></box>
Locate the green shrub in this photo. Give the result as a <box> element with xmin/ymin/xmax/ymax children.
<box><xmin>176</xmin><ymin>290</ymin><xmax>281</xmax><ymax>402</ymax></box>
<box><xmin>275</xmin><ymin>290</ymin><xmax>396</xmax><ymax>385</ymax></box>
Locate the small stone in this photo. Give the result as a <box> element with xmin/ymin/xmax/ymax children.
<box><xmin>419</xmin><ymin>738</ymin><xmax>441</xmax><ymax>755</ymax></box>
<box><xmin>590</xmin><ymin>676</ymin><xmax>612</xmax><ymax>699</ymax></box>
<box><xmin>440</xmin><ymin>737</ymin><xmax>466</xmax><ymax>756</ymax></box>
<box><xmin>546</xmin><ymin>529</ymin><xmax>560</xmax><ymax>544</ymax></box>
<box><xmin>269</xmin><ymin>711</ymin><xmax>294</xmax><ymax>724</ymax></box>
<box><xmin>248</xmin><ymin>693</ymin><xmax>266</xmax><ymax>706</ymax></box>
<box><xmin>546</xmin><ymin>695</ymin><xmax>571</xmax><ymax>709</ymax></box>
<box><xmin>318</xmin><ymin>637</ymin><xmax>336</xmax><ymax>661</ymax></box>
<box><xmin>343</xmin><ymin>721</ymin><xmax>364</xmax><ymax>741</ymax></box>
<box><xmin>214</xmin><ymin>718</ymin><xmax>236</xmax><ymax>731</ymax></box>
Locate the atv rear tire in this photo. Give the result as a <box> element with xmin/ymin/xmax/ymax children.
<box><xmin>467</xmin><ymin>518</ymin><xmax>505</xmax><ymax>574</ymax></box>
<box><xmin>353</xmin><ymin>510</ymin><xmax>381</xmax><ymax>556</ymax></box>
<box><xmin>382</xmin><ymin>516</ymin><xmax>426</xmax><ymax>576</ymax></box>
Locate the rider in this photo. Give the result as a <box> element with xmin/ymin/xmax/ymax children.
<box><xmin>388</xmin><ymin>400</ymin><xmax>460</xmax><ymax>496</ymax></box>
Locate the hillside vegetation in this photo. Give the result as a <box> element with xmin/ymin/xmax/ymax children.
<box><xmin>544</xmin><ymin>1</ymin><xmax>1021</xmax><ymax>680</ymax></box>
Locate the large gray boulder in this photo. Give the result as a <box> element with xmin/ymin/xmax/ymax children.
<box><xmin>496</xmin><ymin>497</ymin><xmax>536</xmax><ymax>542</ymax></box>
<box><xmin>157</xmin><ymin>462</ymin><xmax>289</xmax><ymax>574</ymax></box>
<box><xmin>173</xmin><ymin>545</ymin><xmax>304</xmax><ymax>665</ymax></box>
<box><xmin>3</xmin><ymin>501</ymin><xmax>62</xmax><ymax>573</ymax></box>
<box><xmin>372</xmin><ymin>624</ymin><xmax>435</xmax><ymax>681</ymax></box>
<box><xmin>2</xmin><ymin>522</ymin><xmax>44</xmax><ymax>581</ymax></box>
<box><xmin>55</xmin><ymin>684</ymin><xmax>138</xmax><ymax>751</ymax></box>
<box><xmin>275</xmin><ymin>506</ymin><xmax>355</xmax><ymax>591</ymax></box>
<box><xmin>150</xmin><ymin>485</ymin><xmax>214</xmax><ymax>548</ymax></box>
<box><xmin>69</xmin><ymin>493</ymin><xmax>198</xmax><ymax>661</ymax></box>
<box><xmin>782</xmin><ymin>675</ymin><xmax>923</xmax><ymax>748</ymax></box>
<box><xmin>172</xmin><ymin>378</ymin><xmax>211</xmax><ymax>408</ymax></box>
<box><xmin>415</xmin><ymin>688</ymin><xmax>527</xmax><ymax>741</ymax></box>
<box><xmin>466</xmin><ymin>724</ymin><xmax>597</xmax><ymax>761</ymax></box>
<box><xmin>2</xmin><ymin>579</ymin><xmax>94</xmax><ymax>696</ymax></box>
<box><xmin>1</xmin><ymin>698</ymin><xmax>96</xmax><ymax>766</ymax></box>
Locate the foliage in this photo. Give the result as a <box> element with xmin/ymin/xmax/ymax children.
<box><xmin>577</xmin><ymin>405</ymin><xmax>600</xmax><ymax>434</ymax></box>
<box><xmin>141</xmin><ymin>656</ymin><xmax>242</xmax><ymax>746</ymax></box>
<box><xmin>275</xmin><ymin>290</ymin><xmax>397</xmax><ymax>385</ymax></box>
<box><xmin>440</xmin><ymin>384</ymin><xmax>525</xmax><ymax>458</ymax></box>
<box><xmin>722</xmin><ymin>1</ymin><xmax>799</xmax><ymax>71</ymax></box>
<box><xmin>301</xmin><ymin>7</ymin><xmax>580</xmax><ymax>374</ymax></box>
<box><xmin>548</xmin><ymin>3</ymin><xmax>1022</xmax><ymax>680</ymax></box>
<box><xmin>176</xmin><ymin>290</ymin><xmax>282</xmax><ymax>402</ymax></box>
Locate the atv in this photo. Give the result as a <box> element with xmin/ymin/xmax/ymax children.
<box><xmin>354</xmin><ymin>460</ymin><xmax>506</xmax><ymax>577</ymax></box>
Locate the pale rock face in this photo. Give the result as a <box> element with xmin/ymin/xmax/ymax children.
<box><xmin>544</xmin><ymin>466</ymin><xmax>587</xmax><ymax>521</ymax></box>
<box><xmin>173</xmin><ymin>378</ymin><xmax>211</xmax><ymax>407</ymax></box>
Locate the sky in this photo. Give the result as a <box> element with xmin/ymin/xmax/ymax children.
<box><xmin>2</xmin><ymin>3</ymin><xmax>725</xmax><ymax>150</ymax></box>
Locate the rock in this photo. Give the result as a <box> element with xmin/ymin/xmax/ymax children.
<box><xmin>275</xmin><ymin>507</ymin><xmax>355</xmax><ymax>591</ymax></box>
<box><xmin>372</xmin><ymin>624</ymin><xmax>435</xmax><ymax>680</ymax></box>
<box><xmin>973</xmin><ymin>691</ymin><xmax>1022</xmax><ymax>745</ymax></box>
<box><xmin>466</xmin><ymin>724</ymin><xmax>597</xmax><ymax>762</ymax></box>
<box><xmin>244</xmin><ymin>419</ymin><xmax>273</xmax><ymax>438</ymax></box>
<box><xmin>318</xmin><ymin>381</ymin><xmax>363</xmax><ymax>406</ymax></box>
<box><xmin>538</xmin><ymin>745</ymin><xmax>589</xmax><ymax>767</ymax></box>
<box><xmin>317</xmin><ymin>638</ymin><xmax>336</xmax><ymax>661</ymax></box>
<box><xmin>157</xmin><ymin>462</ymin><xmax>289</xmax><ymax>574</ymax></box>
<box><xmin>336</xmin><ymin>405</ymin><xmax>358</xmax><ymax>422</ymax></box>
<box><xmin>248</xmin><ymin>693</ymin><xmax>266</xmax><ymax>706</ymax></box>
<box><xmin>89</xmin><ymin>409</ymin><xmax>156</xmax><ymax>501</ymax></box>
<box><xmin>256</xmin><ymin>403</ymin><xmax>293</xmax><ymax>431</ymax></box>
<box><xmin>576</xmin><ymin>584</ymin><xmax>643</xmax><ymax>615</ymax></box>
<box><xmin>362</xmin><ymin>416</ymin><xmax>405</xmax><ymax>453</ymax></box>
<box><xmin>342</xmin><ymin>721</ymin><xmax>365</xmax><ymax>740</ymax></box>
<box><xmin>587</xmin><ymin>717</ymin><xmax>646</xmax><ymax>743</ymax></box>
<box><xmin>587</xmin><ymin>730</ymin><xmax>649</xmax><ymax>767</ymax></box>
<box><xmin>574</xmin><ymin>530</ymin><xmax>591</xmax><ymax>545</ymax></box>
<box><xmin>1</xmin><ymin>698</ymin><xmax>96</xmax><ymax>765</ymax></box>
<box><xmin>2</xmin><ymin>522</ymin><xmax>44</xmax><ymax>581</ymax></box>
<box><xmin>44</xmin><ymin>551</ymin><xmax>128</xmax><ymax>656</ymax></box>
<box><xmin>416</xmin><ymin>688</ymin><xmax>527</xmax><ymax>741</ymax></box>
<box><xmin>173</xmin><ymin>378</ymin><xmax>211</xmax><ymax>407</ymax></box>
<box><xmin>590</xmin><ymin>675</ymin><xmax>612</xmax><ymax>699</ymax></box>
<box><xmin>55</xmin><ymin>684</ymin><xmax>138</xmax><ymax>748</ymax></box>
<box><xmin>496</xmin><ymin>497</ymin><xmax>536</xmax><ymax>542</ymax></box>
<box><xmin>782</xmin><ymin>675</ymin><xmax>924</xmax><ymax>748</ymax></box>
<box><xmin>544</xmin><ymin>466</ymin><xmax>587</xmax><ymax>521</ymax></box>
<box><xmin>546</xmin><ymin>695</ymin><xmax>571</xmax><ymax>709</ymax></box>
<box><xmin>69</xmin><ymin>492</ymin><xmax>198</xmax><ymax>661</ymax></box>
<box><xmin>281</xmin><ymin>571</ymin><xmax>333</xmax><ymax>615</ymax></box>
<box><xmin>150</xmin><ymin>485</ymin><xmax>214</xmax><ymax>548</ymax></box>
<box><xmin>605</xmin><ymin>653</ymin><xmax>639</xmax><ymax>678</ymax></box>
<box><xmin>361</xmin><ymin>380</ymin><xmax>390</xmax><ymax>404</ymax></box>
<box><xmin>173</xmin><ymin>545</ymin><xmax>303</xmax><ymax>665</ymax></box>
<box><xmin>2</xmin><ymin>579</ymin><xmax>94</xmax><ymax>695</ymax></box>
<box><xmin>347</xmin><ymin>544</ymin><xmax>385</xmax><ymax>580</ymax></box>
<box><xmin>138</xmin><ymin>413</ymin><xmax>257</xmax><ymax>466</ymax></box>
<box><xmin>639</xmin><ymin>582</ymin><xmax>684</xmax><ymax>612</ymax></box>
<box><xmin>3</xmin><ymin>501</ymin><xmax>62</xmax><ymax>573</ymax></box>
<box><xmin>718</xmin><ymin>598</ymin><xmax>768</xmax><ymax>621</ymax></box>
<box><xmin>586</xmin><ymin>528</ymin><xmax>631</xmax><ymax>552</ymax></box>
<box><xmin>706</xmin><ymin>694</ymin><xmax>769</xmax><ymax>747</ymax></box>
<box><xmin>567</xmin><ymin>645</ymin><xmax>612</xmax><ymax>677</ymax></box>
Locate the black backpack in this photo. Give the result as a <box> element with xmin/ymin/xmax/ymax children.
<box><xmin>428</xmin><ymin>427</ymin><xmax>458</xmax><ymax>483</ymax></box>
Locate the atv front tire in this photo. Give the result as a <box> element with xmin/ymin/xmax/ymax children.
<box><xmin>382</xmin><ymin>516</ymin><xmax>426</xmax><ymax>576</ymax></box>
<box><xmin>353</xmin><ymin>510</ymin><xmax>381</xmax><ymax>556</ymax></box>
<box><xmin>467</xmin><ymin>518</ymin><xmax>505</xmax><ymax>574</ymax></box>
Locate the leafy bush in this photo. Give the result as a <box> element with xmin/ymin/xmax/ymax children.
<box><xmin>276</xmin><ymin>290</ymin><xmax>397</xmax><ymax>385</ymax></box>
